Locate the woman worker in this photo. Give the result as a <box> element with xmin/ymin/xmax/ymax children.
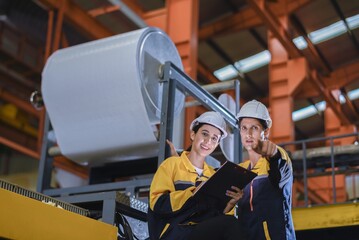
<box><xmin>147</xmin><ymin>111</ymin><xmax>244</xmax><ymax>240</ymax></box>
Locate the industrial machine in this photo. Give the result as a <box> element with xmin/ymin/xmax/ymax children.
<box><xmin>36</xmin><ymin>27</ymin><xmax>240</xmax><ymax>239</ymax></box>
<box><xmin>0</xmin><ymin>179</ymin><xmax>118</xmax><ymax>240</ymax></box>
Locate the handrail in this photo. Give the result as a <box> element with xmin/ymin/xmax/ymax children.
<box><xmin>279</xmin><ymin>132</ymin><xmax>359</xmax><ymax>207</ymax></box>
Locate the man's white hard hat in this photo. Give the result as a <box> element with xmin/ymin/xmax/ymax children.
<box><xmin>236</xmin><ymin>100</ymin><xmax>272</xmax><ymax>129</ymax></box>
<box><xmin>190</xmin><ymin>111</ymin><xmax>228</xmax><ymax>138</ymax></box>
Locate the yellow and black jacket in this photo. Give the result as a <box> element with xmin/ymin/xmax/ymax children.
<box><xmin>237</xmin><ymin>146</ymin><xmax>296</xmax><ymax>240</ymax></box>
<box><xmin>148</xmin><ymin>151</ymin><xmax>232</xmax><ymax>240</ymax></box>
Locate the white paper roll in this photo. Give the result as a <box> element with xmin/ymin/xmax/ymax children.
<box><xmin>218</xmin><ymin>93</ymin><xmax>236</xmax><ymax>162</ymax></box>
<box><xmin>42</xmin><ymin>27</ymin><xmax>184</xmax><ymax>165</ymax></box>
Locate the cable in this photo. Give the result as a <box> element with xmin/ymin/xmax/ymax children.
<box><xmin>115</xmin><ymin>211</ymin><xmax>134</xmax><ymax>240</ymax></box>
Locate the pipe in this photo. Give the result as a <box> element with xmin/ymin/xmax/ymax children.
<box><xmin>185</xmin><ymin>79</ymin><xmax>239</xmax><ymax>107</ymax></box>
<box><xmin>107</xmin><ymin>0</ymin><xmax>147</xmax><ymax>28</ymax></box>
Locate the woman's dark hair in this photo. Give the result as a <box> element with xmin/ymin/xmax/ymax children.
<box><xmin>191</xmin><ymin>123</ymin><xmax>204</xmax><ymax>134</ymax></box>
<box><xmin>238</xmin><ymin>118</ymin><xmax>268</xmax><ymax>130</ymax></box>
<box><xmin>185</xmin><ymin>123</ymin><xmax>206</xmax><ymax>152</ymax></box>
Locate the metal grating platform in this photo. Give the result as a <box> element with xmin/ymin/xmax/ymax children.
<box><xmin>0</xmin><ymin>179</ymin><xmax>90</xmax><ymax>217</ymax></box>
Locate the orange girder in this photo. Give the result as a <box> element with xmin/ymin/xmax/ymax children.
<box><xmin>199</xmin><ymin>7</ymin><xmax>262</xmax><ymax>41</ymax></box>
<box><xmin>324</xmin><ymin>107</ymin><xmax>357</xmax><ymax>145</ymax></box>
<box><xmin>197</xmin><ymin>61</ymin><xmax>220</xmax><ymax>84</ymax></box>
<box><xmin>246</xmin><ymin>0</ymin><xmax>301</xmax><ymax>58</ymax></box>
<box><xmin>325</xmin><ymin>61</ymin><xmax>359</xmax><ymax>89</ymax></box>
<box><xmin>122</xmin><ymin>0</ymin><xmax>145</xmax><ymax>16</ymax></box>
<box><xmin>247</xmin><ymin>0</ymin><xmax>352</xmax><ymax>126</ymax></box>
<box><xmin>199</xmin><ymin>0</ymin><xmax>311</xmax><ymax>41</ymax></box>
<box><xmin>0</xmin><ymin>136</ymin><xmax>39</xmax><ymax>159</ymax></box>
<box><xmin>310</xmin><ymin>70</ymin><xmax>351</xmax><ymax>125</ymax></box>
<box><xmin>0</xmin><ymin>90</ymin><xmax>40</xmax><ymax>117</ymax></box>
<box><xmin>35</xmin><ymin>0</ymin><xmax>113</xmax><ymax>39</ymax></box>
<box><xmin>88</xmin><ymin>5</ymin><xmax>120</xmax><ymax>17</ymax></box>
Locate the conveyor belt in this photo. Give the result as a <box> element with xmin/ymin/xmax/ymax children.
<box><xmin>0</xmin><ymin>179</ymin><xmax>90</xmax><ymax>216</ymax></box>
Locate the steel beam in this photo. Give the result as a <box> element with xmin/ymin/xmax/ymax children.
<box><xmin>198</xmin><ymin>0</ymin><xmax>311</xmax><ymax>40</ymax></box>
<box><xmin>35</xmin><ymin>0</ymin><xmax>113</xmax><ymax>39</ymax></box>
<box><xmin>311</xmin><ymin>71</ymin><xmax>351</xmax><ymax>125</ymax></box>
<box><xmin>246</xmin><ymin>0</ymin><xmax>301</xmax><ymax>58</ymax></box>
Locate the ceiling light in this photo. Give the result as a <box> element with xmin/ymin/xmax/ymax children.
<box><xmin>213</xmin><ymin>65</ymin><xmax>238</xmax><ymax>81</ymax></box>
<box><xmin>235</xmin><ymin>50</ymin><xmax>271</xmax><ymax>73</ymax></box>
<box><xmin>214</xmin><ymin>14</ymin><xmax>359</xmax><ymax>80</ymax></box>
<box><xmin>308</xmin><ymin>13</ymin><xmax>359</xmax><ymax>45</ymax></box>
<box><xmin>213</xmin><ymin>13</ymin><xmax>359</xmax><ymax>122</ymax></box>
<box><xmin>293</xmin><ymin>36</ymin><xmax>307</xmax><ymax>50</ymax></box>
<box><xmin>309</xmin><ymin>21</ymin><xmax>346</xmax><ymax>44</ymax></box>
<box><xmin>292</xmin><ymin>87</ymin><xmax>359</xmax><ymax>122</ymax></box>
<box><xmin>292</xmin><ymin>101</ymin><xmax>326</xmax><ymax>122</ymax></box>
<box><xmin>213</xmin><ymin>50</ymin><xmax>271</xmax><ymax>81</ymax></box>
<box><xmin>347</xmin><ymin>14</ymin><xmax>359</xmax><ymax>29</ymax></box>
<box><xmin>348</xmin><ymin>88</ymin><xmax>359</xmax><ymax>100</ymax></box>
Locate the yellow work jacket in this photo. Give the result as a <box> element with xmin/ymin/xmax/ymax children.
<box><xmin>148</xmin><ymin>151</ymin><xmax>234</xmax><ymax>240</ymax></box>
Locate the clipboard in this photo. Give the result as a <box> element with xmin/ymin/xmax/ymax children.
<box><xmin>193</xmin><ymin>160</ymin><xmax>257</xmax><ymax>208</ymax></box>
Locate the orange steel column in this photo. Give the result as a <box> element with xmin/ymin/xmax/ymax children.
<box><xmin>143</xmin><ymin>0</ymin><xmax>199</xmax><ymax>78</ymax></box>
<box><xmin>144</xmin><ymin>0</ymin><xmax>199</xmax><ymax>147</ymax></box>
<box><xmin>166</xmin><ymin>0</ymin><xmax>199</xmax><ymax>147</ymax></box>
<box><xmin>267</xmin><ymin>16</ymin><xmax>308</xmax><ymax>206</ymax></box>
<box><xmin>268</xmin><ymin>26</ymin><xmax>293</xmax><ymax>145</ymax></box>
<box><xmin>268</xmin><ymin>17</ymin><xmax>306</xmax><ymax>146</ymax></box>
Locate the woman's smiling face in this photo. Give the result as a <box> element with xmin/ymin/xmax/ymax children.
<box><xmin>191</xmin><ymin>124</ymin><xmax>222</xmax><ymax>157</ymax></box>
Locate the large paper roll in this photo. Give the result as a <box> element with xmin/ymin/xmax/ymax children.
<box><xmin>218</xmin><ymin>93</ymin><xmax>236</xmax><ymax>162</ymax></box>
<box><xmin>42</xmin><ymin>27</ymin><xmax>184</xmax><ymax>165</ymax></box>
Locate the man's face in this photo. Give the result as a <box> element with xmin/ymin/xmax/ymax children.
<box><xmin>239</xmin><ymin>118</ymin><xmax>267</xmax><ymax>151</ymax></box>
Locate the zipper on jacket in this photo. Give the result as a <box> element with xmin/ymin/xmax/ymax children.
<box><xmin>250</xmin><ymin>180</ymin><xmax>254</xmax><ymax>211</ymax></box>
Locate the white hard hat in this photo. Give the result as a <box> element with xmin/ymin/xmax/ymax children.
<box><xmin>236</xmin><ymin>100</ymin><xmax>272</xmax><ymax>129</ymax></box>
<box><xmin>190</xmin><ymin>111</ymin><xmax>228</xmax><ymax>138</ymax></box>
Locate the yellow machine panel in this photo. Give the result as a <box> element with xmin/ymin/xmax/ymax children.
<box><xmin>293</xmin><ymin>202</ymin><xmax>359</xmax><ymax>230</ymax></box>
<box><xmin>0</xmin><ymin>188</ymin><xmax>118</xmax><ymax>240</ymax></box>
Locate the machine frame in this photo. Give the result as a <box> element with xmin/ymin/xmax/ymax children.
<box><xmin>36</xmin><ymin>61</ymin><xmax>241</xmax><ymax>225</ymax></box>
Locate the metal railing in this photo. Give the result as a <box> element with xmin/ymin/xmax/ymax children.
<box><xmin>279</xmin><ymin>132</ymin><xmax>359</xmax><ymax>207</ymax></box>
